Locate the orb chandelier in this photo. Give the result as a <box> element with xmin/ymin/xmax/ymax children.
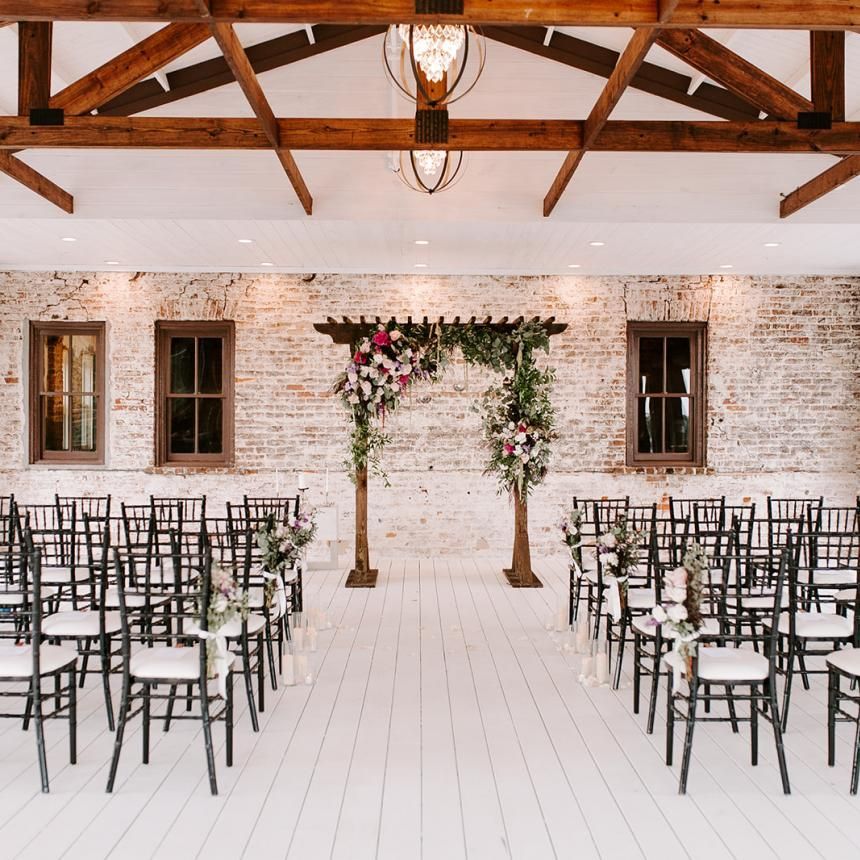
<box><xmin>398</xmin><ymin>150</ymin><xmax>464</xmax><ymax>195</ymax></box>
<box><xmin>383</xmin><ymin>24</ymin><xmax>485</xmax><ymax>106</ymax></box>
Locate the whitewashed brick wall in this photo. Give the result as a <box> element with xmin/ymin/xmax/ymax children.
<box><xmin>0</xmin><ymin>271</ymin><xmax>857</xmax><ymax>560</ymax></box>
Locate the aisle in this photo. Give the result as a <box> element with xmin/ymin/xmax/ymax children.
<box><xmin>0</xmin><ymin>558</ymin><xmax>857</xmax><ymax>860</ymax></box>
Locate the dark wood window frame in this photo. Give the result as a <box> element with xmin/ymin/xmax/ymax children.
<box><xmin>29</xmin><ymin>320</ymin><xmax>106</xmax><ymax>465</ymax></box>
<box><xmin>155</xmin><ymin>320</ymin><xmax>235</xmax><ymax>467</ymax></box>
<box><xmin>626</xmin><ymin>321</ymin><xmax>707</xmax><ymax>468</ymax></box>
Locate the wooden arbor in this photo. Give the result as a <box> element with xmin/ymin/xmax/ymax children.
<box><xmin>315</xmin><ymin>314</ymin><xmax>567</xmax><ymax>589</ymax></box>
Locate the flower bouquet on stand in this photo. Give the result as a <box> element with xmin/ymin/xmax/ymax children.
<box><xmin>559</xmin><ymin>507</ymin><xmax>585</xmax><ymax>574</ymax></box>
<box><xmin>255</xmin><ymin>506</ymin><xmax>318</xmax><ymax>613</ymax></box>
<box><xmin>595</xmin><ymin>516</ymin><xmax>643</xmax><ymax>618</ymax></box>
<box><xmin>649</xmin><ymin>542</ymin><xmax>708</xmax><ymax>681</ymax></box>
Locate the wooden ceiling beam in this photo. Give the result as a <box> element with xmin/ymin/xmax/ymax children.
<box><xmin>99</xmin><ymin>24</ymin><xmax>384</xmax><ymax>116</ymax></box>
<box><xmin>2</xmin><ymin>116</ymin><xmax>860</xmax><ymax>154</ymax></box>
<box><xmin>1</xmin><ymin>1</ymin><xmax>858</xmax><ymax>28</ymax></box>
<box><xmin>484</xmin><ymin>26</ymin><xmax>760</xmax><ymax>121</ymax></box>
<box><xmin>206</xmin><ymin>20</ymin><xmax>312</xmax><ymax>214</ymax></box>
<box><xmin>656</xmin><ymin>29</ymin><xmax>812</xmax><ymax>119</ymax></box>
<box><xmin>0</xmin><ymin>151</ymin><xmax>73</xmax><ymax>212</ymax></box>
<box><xmin>544</xmin><ymin>1</ymin><xmax>680</xmax><ymax>217</ymax></box>
<box><xmin>18</xmin><ymin>21</ymin><xmax>52</xmax><ymax>114</ymax></box>
<box><xmin>50</xmin><ymin>23</ymin><xmax>210</xmax><ymax>115</ymax></box>
<box><xmin>780</xmin><ymin>156</ymin><xmax>860</xmax><ymax>217</ymax></box>
<box><xmin>810</xmin><ymin>30</ymin><xmax>845</xmax><ymax>120</ymax></box>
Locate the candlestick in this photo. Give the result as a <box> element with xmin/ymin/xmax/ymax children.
<box><xmin>324</xmin><ymin>466</ymin><xmax>329</xmax><ymax>502</ymax></box>
<box><xmin>297</xmin><ymin>471</ymin><xmax>309</xmax><ymax>491</ymax></box>
<box><xmin>275</xmin><ymin>467</ymin><xmax>281</xmax><ymax>496</ymax></box>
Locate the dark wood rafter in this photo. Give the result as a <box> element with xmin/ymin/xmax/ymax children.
<box><xmin>315</xmin><ymin>316</ymin><xmax>567</xmax><ymax>590</ymax></box>
<box><xmin>484</xmin><ymin>26</ymin><xmax>761</xmax><ymax>122</ymax></box>
<box><xmin>205</xmin><ymin>19</ymin><xmax>313</xmax><ymax>214</ymax></box>
<box><xmin>656</xmin><ymin>29</ymin><xmax>813</xmax><ymax>119</ymax></box>
<box><xmin>1</xmin><ymin>0</ymin><xmax>859</xmax><ymax>28</ymax></box>
<box><xmin>18</xmin><ymin>21</ymin><xmax>52</xmax><ymax>114</ymax></box>
<box><xmin>4</xmin><ymin>117</ymin><xmax>860</xmax><ymax>153</ymax></box>
<box><xmin>99</xmin><ymin>25</ymin><xmax>386</xmax><ymax>116</ymax></box>
<box><xmin>782</xmin><ymin>31</ymin><xmax>855</xmax><ymax>217</ymax></box>
<box><xmin>0</xmin><ymin>151</ymin><xmax>73</xmax><ymax>211</ymax></box>
<box><xmin>543</xmin><ymin>0</ymin><xmax>680</xmax><ymax>217</ymax></box>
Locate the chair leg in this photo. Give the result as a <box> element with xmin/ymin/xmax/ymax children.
<box><xmin>678</xmin><ymin>680</ymin><xmax>699</xmax><ymax>795</ymax></box>
<box><xmin>241</xmin><ymin>639</ymin><xmax>259</xmax><ymax>733</ymax></box>
<box><xmin>23</xmin><ymin>680</ymin><xmax>33</xmax><ymax>731</ymax></box>
<box><xmin>768</xmin><ymin>683</ymin><xmax>791</xmax><ymax>794</ymax></box>
<box><xmin>79</xmin><ymin>637</ymin><xmax>91</xmax><ymax>687</ymax></box>
<box><xmin>647</xmin><ymin>638</ymin><xmax>662</xmax><ymax>735</ymax></box>
<box><xmin>34</xmin><ymin>692</ymin><xmax>49</xmax><ymax>794</ymax></box>
<box><xmin>797</xmin><ymin>650</ymin><xmax>811</xmax><ymax>691</ymax></box>
<box><xmin>750</xmin><ymin>685</ymin><xmax>758</xmax><ymax>766</ymax></box>
<box><xmin>781</xmin><ymin>638</ymin><xmax>796</xmax><ymax>732</ymax></box>
<box><xmin>726</xmin><ymin>686</ymin><xmax>740</xmax><ymax>734</ymax></box>
<box><xmin>665</xmin><ymin>668</ymin><xmax>675</xmax><ymax>767</ymax></box>
<box><xmin>107</xmin><ymin>677</ymin><xmax>130</xmax><ymax>792</ymax></box>
<box><xmin>69</xmin><ymin>667</ymin><xmax>77</xmax><ymax>765</ymax></box>
<box><xmin>226</xmin><ymin>671</ymin><xmax>234</xmax><ymax>769</ymax></box>
<box><xmin>142</xmin><ymin>683</ymin><xmax>151</xmax><ymax>765</ymax></box>
<box><xmin>612</xmin><ymin>615</ymin><xmax>628</xmax><ymax>690</ymax></box>
<box><xmin>265</xmin><ymin>618</ymin><xmax>278</xmax><ymax>692</ymax></box>
<box><xmin>200</xmin><ymin>682</ymin><xmax>218</xmax><ymax>796</ymax></box>
<box><xmin>100</xmin><ymin>641</ymin><xmax>115</xmax><ymax>732</ymax></box>
<box><xmin>164</xmin><ymin>684</ymin><xmax>178</xmax><ymax>732</ymax></box>
<box><xmin>257</xmin><ymin>634</ymin><xmax>265</xmax><ymax>714</ymax></box>
<box><xmin>851</xmin><ymin>718</ymin><xmax>860</xmax><ymax>795</ymax></box>
<box><xmin>633</xmin><ymin>633</ymin><xmax>641</xmax><ymax>715</ymax></box>
<box><xmin>828</xmin><ymin>669</ymin><xmax>838</xmax><ymax>767</ymax></box>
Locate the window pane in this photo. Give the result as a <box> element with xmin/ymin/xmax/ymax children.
<box><xmin>170</xmin><ymin>338</ymin><xmax>195</xmax><ymax>394</ymax></box>
<box><xmin>70</xmin><ymin>395</ymin><xmax>97</xmax><ymax>451</ymax></box>
<box><xmin>666</xmin><ymin>337</ymin><xmax>691</xmax><ymax>393</ymax></box>
<box><xmin>198</xmin><ymin>337</ymin><xmax>223</xmax><ymax>394</ymax></box>
<box><xmin>71</xmin><ymin>335</ymin><xmax>97</xmax><ymax>394</ymax></box>
<box><xmin>638</xmin><ymin>337</ymin><xmax>664</xmax><ymax>393</ymax></box>
<box><xmin>169</xmin><ymin>397</ymin><xmax>195</xmax><ymax>454</ymax></box>
<box><xmin>198</xmin><ymin>398</ymin><xmax>223</xmax><ymax>454</ymax></box>
<box><xmin>637</xmin><ymin>397</ymin><xmax>663</xmax><ymax>454</ymax></box>
<box><xmin>43</xmin><ymin>394</ymin><xmax>68</xmax><ymax>451</ymax></box>
<box><xmin>665</xmin><ymin>397</ymin><xmax>690</xmax><ymax>453</ymax></box>
<box><xmin>42</xmin><ymin>335</ymin><xmax>69</xmax><ymax>393</ymax></box>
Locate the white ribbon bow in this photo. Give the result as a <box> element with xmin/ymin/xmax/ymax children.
<box><xmin>605</xmin><ymin>575</ymin><xmax>624</xmax><ymax>623</ymax></box>
<box><xmin>196</xmin><ymin>629</ymin><xmax>230</xmax><ymax>699</ymax></box>
<box><xmin>664</xmin><ymin>645</ymin><xmax>685</xmax><ymax>690</ymax></box>
<box><xmin>261</xmin><ymin>569</ymin><xmax>288</xmax><ymax>617</ymax></box>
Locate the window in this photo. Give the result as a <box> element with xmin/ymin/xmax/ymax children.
<box><xmin>626</xmin><ymin>322</ymin><xmax>706</xmax><ymax>467</ymax></box>
<box><xmin>155</xmin><ymin>321</ymin><xmax>235</xmax><ymax>466</ymax></box>
<box><xmin>29</xmin><ymin>321</ymin><xmax>105</xmax><ymax>464</ymax></box>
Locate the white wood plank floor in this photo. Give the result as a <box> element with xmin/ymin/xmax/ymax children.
<box><xmin>1</xmin><ymin>557</ymin><xmax>858</xmax><ymax>860</ymax></box>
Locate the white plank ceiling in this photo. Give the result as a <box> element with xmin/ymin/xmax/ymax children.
<box><xmin>0</xmin><ymin>25</ymin><xmax>858</xmax><ymax>275</ymax></box>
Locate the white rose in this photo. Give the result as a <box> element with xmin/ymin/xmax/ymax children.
<box><xmin>651</xmin><ymin>605</ymin><xmax>667</xmax><ymax>623</ymax></box>
<box><xmin>603</xmin><ymin>552</ymin><xmax>618</xmax><ymax>567</ymax></box>
<box><xmin>600</xmin><ymin>532</ymin><xmax>618</xmax><ymax>549</ymax></box>
<box><xmin>347</xmin><ymin>394</ymin><xmax>359</xmax><ymax>404</ymax></box>
<box><xmin>664</xmin><ymin>585</ymin><xmax>687</xmax><ymax>603</ymax></box>
<box><xmin>390</xmin><ymin>330</ymin><xmax>402</xmax><ymax>341</ymax></box>
<box><xmin>360</xmin><ymin>342</ymin><xmax>371</xmax><ymax>353</ymax></box>
<box><xmin>667</xmin><ymin>604</ymin><xmax>688</xmax><ymax>623</ymax></box>
<box><xmin>520</xmin><ymin>454</ymin><xmax>530</xmax><ymax>463</ymax></box>
<box><xmin>360</xmin><ymin>380</ymin><xmax>372</xmax><ymax>395</ymax></box>
<box><xmin>515</xmin><ymin>432</ymin><xmax>527</xmax><ymax>443</ymax></box>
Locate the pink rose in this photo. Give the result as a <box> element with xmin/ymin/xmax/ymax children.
<box><xmin>372</xmin><ymin>330</ymin><xmax>391</xmax><ymax>347</ymax></box>
<box><xmin>399</xmin><ymin>374</ymin><xmax>411</xmax><ymax>386</ymax></box>
<box><xmin>503</xmin><ymin>443</ymin><xmax>515</xmax><ymax>455</ymax></box>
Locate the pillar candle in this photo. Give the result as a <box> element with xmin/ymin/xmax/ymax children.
<box><xmin>295</xmin><ymin>654</ymin><xmax>309</xmax><ymax>683</ymax></box>
<box><xmin>282</xmin><ymin>653</ymin><xmax>296</xmax><ymax>686</ymax></box>
<box><xmin>555</xmin><ymin>606</ymin><xmax>568</xmax><ymax>633</ymax></box>
<box><xmin>580</xmin><ymin>655</ymin><xmax>594</xmax><ymax>680</ymax></box>
<box><xmin>307</xmin><ymin>626</ymin><xmax>318</xmax><ymax>653</ymax></box>
<box><xmin>292</xmin><ymin>626</ymin><xmax>305</xmax><ymax>651</ymax></box>
<box><xmin>574</xmin><ymin>621</ymin><xmax>589</xmax><ymax>654</ymax></box>
<box><xmin>595</xmin><ymin>651</ymin><xmax>610</xmax><ymax>686</ymax></box>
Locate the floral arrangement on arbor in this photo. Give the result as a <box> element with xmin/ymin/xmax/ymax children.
<box><xmin>200</xmin><ymin>562</ymin><xmax>249</xmax><ymax>684</ymax></box>
<box><xmin>595</xmin><ymin>516</ymin><xmax>644</xmax><ymax>612</ymax></box>
<box><xmin>649</xmin><ymin>542</ymin><xmax>708</xmax><ymax>671</ymax></box>
<box><xmin>334</xmin><ymin>322</ymin><xmax>441</xmax><ymax>479</ymax></box>
<box><xmin>559</xmin><ymin>507</ymin><xmax>585</xmax><ymax>571</ymax></box>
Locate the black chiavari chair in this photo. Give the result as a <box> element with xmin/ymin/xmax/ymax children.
<box><xmin>107</xmin><ymin>539</ymin><xmax>233</xmax><ymax>796</ymax></box>
<box><xmin>243</xmin><ymin>495</ymin><xmax>300</xmax><ymax>526</ymax></box>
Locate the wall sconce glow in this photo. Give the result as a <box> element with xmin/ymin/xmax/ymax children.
<box><xmin>414</xmin><ymin>240</ymin><xmax>430</xmax><ymax>246</ymax></box>
<box><xmin>763</xmin><ymin>242</ymin><xmax>780</xmax><ymax>247</ymax></box>
<box><xmin>567</xmin><ymin>264</ymin><xmax>581</xmax><ymax>269</ymax></box>
<box><xmin>259</xmin><ymin>262</ymin><xmax>274</xmax><ymax>267</ymax></box>
<box><xmin>588</xmin><ymin>241</ymin><xmax>605</xmax><ymax>247</ymax></box>
<box><xmin>238</xmin><ymin>238</ymin><xmax>253</xmax><ymax>244</ymax></box>
<box><xmin>61</xmin><ymin>237</ymin><xmax>77</xmax><ymax>242</ymax></box>
<box><xmin>414</xmin><ymin>263</ymin><xmax>428</xmax><ymax>268</ymax></box>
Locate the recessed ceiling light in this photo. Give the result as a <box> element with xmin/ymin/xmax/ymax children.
<box><xmin>237</xmin><ymin>238</ymin><xmax>253</xmax><ymax>244</ymax></box>
<box><xmin>719</xmin><ymin>264</ymin><xmax>734</xmax><ymax>269</ymax></box>
<box><xmin>567</xmin><ymin>264</ymin><xmax>581</xmax><ymax>269</ymax></box>
<box><xmin>259</xmin><ymin>262</ymin><xmax>274</xmax><ymax>267</ymax></box>
<box><xmin>763</xmin><ymin>242</ymin><xmax>780</xmax><ymax>247</ymax></box>
<box><xmin>588</xmin><ymin>241</ymin><xmax>605</xmax><ymax>247</ymax></box>
<box><xmin>414</xmin><ymin>239</ymin><xmax>430</xmax><ymax>245</ymax></box>
<box><xmin>104</xmin><ymin>260</ymin><xmax>120</xmax><ymax>265</ymax></box>
<box><xmin>414</xmin><ymin>263</ymin><xmax>428</xmax><ymax>268</ymax></box>
<box><xmin>61</xmin><ymin>237</ymin><xmax>76</xmax><ymax>242</ymax></box>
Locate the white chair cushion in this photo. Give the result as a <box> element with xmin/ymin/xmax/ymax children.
<box><xmin>800</xmin><ymin>568</ymin><xmax>858</xmax><ymax>586</ymax></box>
<box><xmin>765</xmin><ymin>611</ymin><xmax>855</xmax><ymax>639</ymax></box>
<box><xmin>104</xmin><ymin>587</ymin><xmax>171</xmax><ymax>610</ymax></box>
<box><xmin>627</xmin><ymin>588</ymin><xmax>656</xmax><ymax>610</ymax></box>
<box><xmin>41</xmin><ymin>565</ymin><xmax>90</xmax><ymax>584</ymax></box>
<box><xmin>694</xmin><ymin>647</ymin><xmax>769</xmax><ymax>682</ymax></box>
<box><xmin>146</xmin><ymin>559</ymin><xmax>196</xmax><ymax>585</ymax></box>
<box><xmin>42</xmin><ymin>609</ymin><xmax>122</xmax><ymax>637</ymax></box>
<box><xmin>186</xmin><ymin>613</ymin><xmax>267</xmax><ymax>640</ymax></box>
<box><xmin>130</xmin><ymin>646</ymin><xmax>233</xmax><ymax>681</ymax></box>
<box><xmin>632</xmin><ymin>615</ymin><xmax>721</xmax><ymax>639</ymax></box>
<box><xmin>0</xmin><ymin>588</ymin><xmax>57</xmax><ymax>606</ymax></box>
<box><xmin>0</xmin><ymin>643</ymin><xmax>78</xmax><ymax>678</ymax></box>
<box><xmin>836</xmin><ymin>588</ymin><xmax>856</xmax><ymax>604</ymax></box>
<box><xmin>826</xmin><ymin>646</ymin><xmax>860</xmax><ymax>678</ymax></box>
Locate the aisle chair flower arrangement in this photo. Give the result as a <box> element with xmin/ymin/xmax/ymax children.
<box><xmin>648</xmin><ymin>542</ymin><xmax>708</xmax><ymax>681</ymax></box>
<box><xmin>255</xmin><ymin>506</ymin><xmax>318</xmax><ymax>613</ymax></box>
<box><xmin>198</xmin><ymin>562</ymin><xmax>249</xmax><ymax>696</ymax></box>
<box><xmin>560</xmin><ymin>507</ymin><xmax>585</xmax><ymax>574</ymax></box>
<box><xmin>595</xmin><ymin>516</ymin><xmax>644</xmax><ymax>619</ymax></box>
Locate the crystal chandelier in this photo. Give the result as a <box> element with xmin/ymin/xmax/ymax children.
<box><xmin>397</xmin><ymin>24</ymin><xmax>465</xmax><ymax>83</ymax></box>
<box><xmin>399</xmin><ymin>150</ymin><xmax>464</xmax><ymax>195</ymax></box>
<box><xmin>383</xmin><ymin>25</ymin><xmax>485</xmax><ymax>107</ymax></box>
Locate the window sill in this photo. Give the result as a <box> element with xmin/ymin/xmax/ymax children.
<box><xmin>617</xmin><ymin>465</ymin><xmax>714</xmax><ymax>476</ymax></box>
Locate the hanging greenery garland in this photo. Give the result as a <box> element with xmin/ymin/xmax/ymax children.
<box><xmin>333</xmin><ymin>319</ymin><xmax>557</xmax><ymax>496</ymax></box>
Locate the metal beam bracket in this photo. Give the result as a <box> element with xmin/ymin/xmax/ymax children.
<box><xmin>415</xmin><ymin>0</ymin><xmax>464</xmax><ymax>13</ymax></box>
<box><xmin>29</xmin><ymin>107</ymin><xmax>64</xmax><ymax>126</ymax></box>
<box><xmin>797</xmin><ymin>111</ymin><xmax>832</xmax><ymax>130</ymax></box>
<box><xmin>415</xmin><ymin>108</ymin><xmax>448</xmax><ymax>144</ymax></box>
